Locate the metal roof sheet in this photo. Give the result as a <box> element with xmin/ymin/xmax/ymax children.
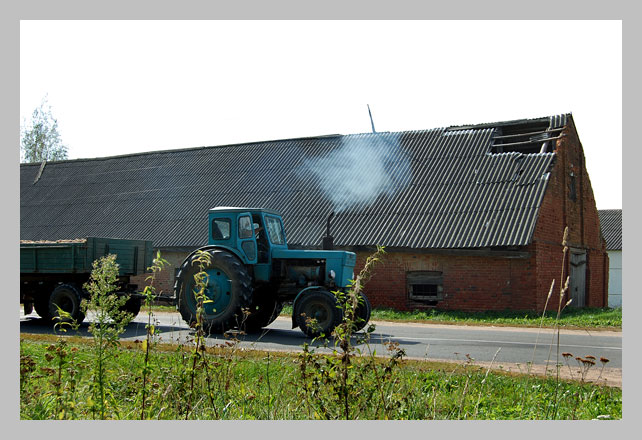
<box><xmin>20</xmin><ymin>115</ymin><xmax>565</xmax><ymax>250</ymax></box>
<box><xmin>598</xmin><ymin>209</ymin><xmax>622</xmax><ymax>250</ymax></box>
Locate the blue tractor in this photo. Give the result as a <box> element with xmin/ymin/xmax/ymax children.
<box><xmin>174</xmin><ymin>207</ymin><xmax>371</xmax><ymax>337</ymax></box>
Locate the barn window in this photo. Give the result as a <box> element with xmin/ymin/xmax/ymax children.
<box><xmin>407</xmin><ymin>271</ymin><xmax>443</xmax><ymax>305</ymax></box>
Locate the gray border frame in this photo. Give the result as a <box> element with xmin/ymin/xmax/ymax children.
<box><xmin>5</xmin><ymin>0</ymin><xmax>633</xmax><ymax>433</ymax></box>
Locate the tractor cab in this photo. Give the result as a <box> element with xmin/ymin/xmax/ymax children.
<box><xmin>208</xmin><ymin>207</ymin><xmax>287</xmax><ymax>265</ymax></box>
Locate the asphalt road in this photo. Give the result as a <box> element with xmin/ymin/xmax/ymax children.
<box><xmin>20</xmin><ymin>309</ymin><xmax>622</xmax><ymax>370</ymax></box>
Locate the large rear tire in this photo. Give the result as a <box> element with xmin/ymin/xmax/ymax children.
<box><xmin>176</xmin><ymin>249</ymin><xmax>252</xmax><ymax>333</ymax></box>
<box><xmin>294</xmin><ymin>289</ymin><xmax>342</xmax><ymax>338</ymax></box>
<box><xmin>48</xmin><ymin>283</ymin><xmax>85</xmax><ymax>324</ymax></box>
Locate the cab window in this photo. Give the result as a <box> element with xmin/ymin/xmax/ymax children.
<box><xmin>238</xmin><ymin>215</ymin><xmax>253</xmax><ymax>239</ymax></box>
<box><xmin>212</xmin><ymin>218</ymin><xmax>231</xmax><ymax>240</ymax></box>
<box><xmin>265</xmin><ymin>215</ymin><xmax>285</xmax><ymax>245</ymax></box>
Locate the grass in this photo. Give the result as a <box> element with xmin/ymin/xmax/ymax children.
<box><xmin>356</xmin><ymin>306</ymin><xmax>621</xmax><ymax>330</ymax></box>
<box><xmin>20</xmin><ymin>334</ymin><xmax>621</xmax><ymax>420</ymax></box>
<box><xmin>275</xmin><ymin>304</ymin><xmax>621</xmax><ymax>330</ymax></box>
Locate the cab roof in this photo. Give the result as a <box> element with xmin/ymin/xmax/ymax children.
<box><xmin>208</xmin><ymin>207</ymin><xmax>282</xmax><ymax>216</ymax></box>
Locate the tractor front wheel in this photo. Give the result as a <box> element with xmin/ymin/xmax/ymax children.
<box><xmin>294</xmin><ymin>289</ymin><xmax>342</xmax><ymax>338</ymax></box>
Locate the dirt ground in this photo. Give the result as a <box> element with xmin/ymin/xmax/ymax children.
<box><xmin>412</xmin><ymin>356</ymin><xmax>622</xmax><ymax>388</ymax></box>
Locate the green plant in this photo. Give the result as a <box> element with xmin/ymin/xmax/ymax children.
<box><xmin>82</xmin><ymin>254</ymin><xmax>135</xmax><ymax>419</ymax></box>
<box><xmin>184</xmin><ymin>250</ymin><xmax>220</xmax><ymax>419</ymax></box>
<box><xmin>19</xmin><ymin>335</ymin><xmax>622</xmax><ymax>420</ymax></box>
<box><xmin>139</xmin><ymin>251</ymin><xmax>169</xmax><ymax>419</ymax></box>
<box><xmin>296</xmin><ymin>246</ymin><xmax>395</xmax><ymax>419</ymax></box>
<box><xmin>547</xmin><ymin>227</ymin><xmax>573</xmax><ymax>419</ymax></box>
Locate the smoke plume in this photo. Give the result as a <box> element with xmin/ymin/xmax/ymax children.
<box><xmin>303</xmin><ymin>133</ymin><xmax>412</xmax><ymax>213</ymax></box>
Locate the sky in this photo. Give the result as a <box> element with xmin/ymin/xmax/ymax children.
<box><xmin>19</xmin><ymin>20</ymin><xmax>622</xmax><ymax>209</ymax></box>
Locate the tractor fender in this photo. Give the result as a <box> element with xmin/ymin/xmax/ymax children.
<box><xmin>178</xmin><ymin>245</ymin><xmax>245</xmax><ymax>269</ymax></box>
<box><xmin>290</xmin><ymin>286</ymin><xmax>330</xmax><ymax>329</ymax></box>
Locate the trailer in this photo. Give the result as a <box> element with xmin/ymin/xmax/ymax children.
<box><xmin>20</xmin><ymin>237</ymin><xmax>153</xmax><ymax>323</ymax></box>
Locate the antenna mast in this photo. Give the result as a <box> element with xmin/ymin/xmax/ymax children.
<box><xmin>367</xmin><ymin>104</ymin><xmax>376</xmax><ymax>133</ymax></box>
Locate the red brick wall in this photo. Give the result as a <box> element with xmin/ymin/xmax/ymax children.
<box><xmin>129</xmin><ymin>250</ymin><xmax>187</xmax><ymax>299</ymax></box>
<box><xmin>354</xmin><ymin>250</ymin><xmax>540</xmax><ymax>312</ymax></box>
<box><xmin>531</xmin><ymin>117</ymin><xmax>608</xmax><ymax>309</ymax></box>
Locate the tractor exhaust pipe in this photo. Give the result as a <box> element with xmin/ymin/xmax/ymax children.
<box><xmin>322</xmin><ymin>211</ymin><xmax>335</xmax><ymax>250</ymax></box>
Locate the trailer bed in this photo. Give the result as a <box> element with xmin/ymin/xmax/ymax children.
<box><xmin>20</xmin><ymin>237</ymin><xmax>153</xmax><ymax>276</ymax></box>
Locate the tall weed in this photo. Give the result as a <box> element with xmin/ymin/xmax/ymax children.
<box><xmin>82</xmin><ymin>254</ymin><xmax>134</xmax><ymax>419</ymax></box>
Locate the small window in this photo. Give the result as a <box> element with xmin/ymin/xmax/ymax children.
<box><xmin>265</xmin><ymin>215</ymin><xmax>285</xmax><ymax>245</ymax></box>
<box><xmin>212</xmin><ymin>218</ymin><xmax>231</xmax><ymax>240</ymax></box>
<box><xmin>407</xmin><ymin>271</ymin><xmax>443</xmax><ymax>304</ymax></box>
<box><xmin>238</xmin><ymin>215</ymin><xmax>253</xmax><ymax>239</ymax></box>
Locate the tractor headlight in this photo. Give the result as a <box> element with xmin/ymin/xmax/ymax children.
<box><xmin>329</xmin><ymin>270</ymin><xmax>336</xmax><ymax>280</ymax></box>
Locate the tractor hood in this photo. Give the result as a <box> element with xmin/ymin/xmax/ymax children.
<box><xmin>271</xmin><ymin>248</ymin><xmax>356</xmax><ymax>267</ymax></box>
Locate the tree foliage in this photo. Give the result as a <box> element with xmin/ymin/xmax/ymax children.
<box><xmin>20</xmin><ymin>95</ymin><xmax>68</xmax><ymax>163</ymax></box>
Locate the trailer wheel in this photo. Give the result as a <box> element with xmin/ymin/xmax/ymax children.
<box><xmin>294</xmin><ymin>289</ymin><xmax>342</xmax><ymax>338</ymax></box>
<box><xmin>117</xmin><ymin>295</ymin><xmax>142</xmax><ymax>319</ymax></box>
<box><xmin>124</xmin><ymin>295</ymin><xmax>142</xmax><ymax>318</ymax></box>
<box><xmin>353</xmin><ymin>293</ymin><xmax>372</xmax><ymax>332</ymax></box>
<box><xmin>49</xmin><ymin>284</ymin><xmax>85</xmax><ymax>324</ymax></box>
<box><xmin>176</xmin><ymin>249</ymin><xmax>252</xmax><ymax>333</ymax></box>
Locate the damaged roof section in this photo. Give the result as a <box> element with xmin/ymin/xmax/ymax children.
<box><xmin>20</xmin><ymin>114</ymin><xmax>567</xmax><ymax>250</ymax></box>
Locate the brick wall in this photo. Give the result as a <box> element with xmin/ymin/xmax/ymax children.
<box><xmin>531</xmin><ymin>118</ymin><xmax>608</xmax><ymax>308</ymax></box>
<box><xmin>353</xmin><ymin>249</ymin><xmax>540</xmax><ymax>312</ymax></box>
<box><xmin>129</xmin><ymin>250</ymin><xmax>187</xmax><ymax>299</ymax></box>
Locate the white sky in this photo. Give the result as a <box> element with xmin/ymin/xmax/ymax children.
<box><xmin>19</xmin><ymin>20</ymin><xmax>622</xmax><ymax>209</ymax></box>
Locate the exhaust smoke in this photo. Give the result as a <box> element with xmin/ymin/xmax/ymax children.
<box><xmin>303</xmin><ymin>133</ymin><xmax>412</xmax><ymax>213</ymax></box>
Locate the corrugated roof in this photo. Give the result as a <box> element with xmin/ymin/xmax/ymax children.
<box><xmin>20</xmin><ymin>115</ymin><xmax>565</xmax><ymax>250</ymax></box>
<box><xmin>598</xmin><ymin>209</ymin><xmax>622</xmax><ymax>250</ymax></box>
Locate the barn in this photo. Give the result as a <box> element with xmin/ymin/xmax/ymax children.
<box><xmin>20</xmin><ymin>113</ymin><xmax>608</xmax><ymax>312</ymax></box>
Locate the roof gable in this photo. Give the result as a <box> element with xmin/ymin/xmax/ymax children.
<box><xmin>20</xmin><ymin>115</ymin><xmax>565</xmax><ymax>249</ymax></box>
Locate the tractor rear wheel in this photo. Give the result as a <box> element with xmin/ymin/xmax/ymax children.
<box><xmin>294</xmin><ymin>289</ymin><xmax>342</xmax><ymax>338</ymax></box>
<box><xmin>176</xmin><ymin>249</ymin><xmax>252</xmax><ymax>333</ymax></box>
<box><xmin>48</xmin><ymin>283</ymin><xmax>85</xmax><ymax>324</ymax></box>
